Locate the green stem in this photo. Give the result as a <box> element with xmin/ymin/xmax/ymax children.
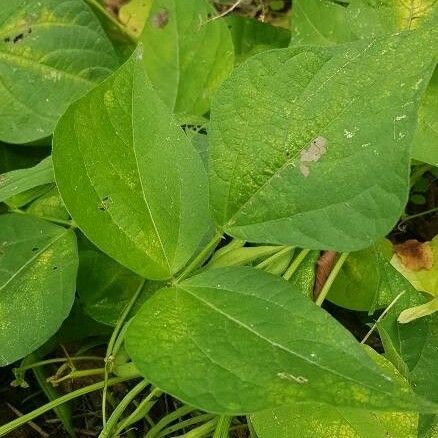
<box><xmin>102</xmin><ymin>279</ymin><xmax>146</xmax><ymax>425</ymax></box>
<box><xmin>0</xmin><ymin>377</ymin><xmax>135</xmax><ymax>437</ymax></box>
<box><xmin>175</xmin><ymin>232</ymin><xmax>223</xmax><ymax>283</ymax></box>
<box><xmin>212</xmin><ymin>415</ymin><xmax>232</xmax><ymax>438</ymax></box>
<box><xmin>246</xmin><ymin>417</ymin><xmax>257</xmax><ymax>438</ymax></box>
<box><xmin>115</xmin><ymin>387</ymin><xmax>162</xmax><ymax>435</ymax></box>
<box><xmin>177</xmin><ymin>418</ymin><xmax>218</xmax><ymax>438</ymax></box>
<box><xmin>315</xmin><ymin>253</ymin><xmax>349</xmax><ymax>306</ymax></box>
<box><xmin>49</xmin><ymin>368</ymin><xmax>105</xmax><ymax>385</ymax></box>
<box><xmin>83</xmin><ymin>0</ymin><xmax>137</xmax><ymax>42</ymax></box>
<box><xmin>255</xmin><ymin>246</ymin><xmax>293</xmax><ymax>270</ymax></box>
<box><xmin>99</xmin><ymin>379</ymin><xmax>149</xmax><ymax>438</ymax></box>
<box><xmin>145</xmin><ymin>405</ymin><xmax>196</xmax><ymax>438</ymax></box>
<box><xmin>283</xmin><ymin>248</ymin><xmax>310</xmax><ymax>280</ymax></box>
<box><xmin>159</xmin><ymin>415</ymin><xmax>216</xmax><ymax>437</ymax></box>
<box><xmin>16</xmin><ymin>356</ymin><xmax>103</xmax><ymax>372</ymax></box>
<box><xmin>9</xmin><ymin>208</ymin><xmax>76</xmax><ymax>228</ymax></box>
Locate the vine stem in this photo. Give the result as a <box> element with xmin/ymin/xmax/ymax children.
<box><xmin>99</xmin><ymin>379</ymin><xmax>149</xmax><ymax>438</ymax></box>
<box><xmin>175</xmin><ymin>232</ymin><xmax>223</xmax><ymax>283</ymax></box>
<box><xmin>283</xmin><ymin>248</ymin><xmax>310</xmax><ymax>280</ymax></box>
<box><xmin>8</xmin><ymin>208</ymin><xmax>76</xmax><ymax>228</ymax></box>
<box><xmin>212</xmin><ymin>415</ymin><xmax>232</xmax><ymax>438</ymax></box>
<box><xmin>256</xmin><ymin>246</ymin><xmax>294</xmax><ymax>270</ymax></box>
<box><xmin>315</xmin><ymin>253</ymin><xmax>349</xmax><ymax>306</ymax></box>
<box><xmin>102</xmin><ymin>279</ymin><xmax>146</xmax><ymax>426</ymax></box>
<box><xmin>145</xmin><ymin>405</ymin><xmax>196</xmax><ymax>438</ymax></box>
<box><xmin>0</xmin><ymin>377</ymin><xmax>135</xmax><ymax>437</ymax></box>
<box><xmin>16</xmin><ymin>356</ymin><xmax>103</xmax><ymax>372</ymax></box>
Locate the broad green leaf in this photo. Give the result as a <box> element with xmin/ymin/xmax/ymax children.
<box><xmin>53</xmin><ymin>48</ymin><xmax>211</xmax><ymax>280</ymax></box>
<box><xmin>209</xmin><ymin>30</ymin><xmax>436</xmax><ymax>251</ymax></box>
<box><xmin>0</xmin><ymin>156</ymin><xmax>53</xmax><ymax>203</ymax></box>
<box><xmin>26</xmin><ymin>186</ymin><xmax>69</xmax><ymax>221</ymax></box>
<box><xmin>226</xmin><ymin>15</ymin><xmax>290</xmax><ymax>64</ymax></box>
<box><xmin>77</xmin><ymin>249</ymin><xmax>161</xmax><ymax>326</ymax></box>
<box><xmin>251</xmin><ymin>347</ymin><xmax>418</xmax><ymax>438</ymax></box>
<box><xmin>412</xmin><ymin>70</ymin><xmax>438</xmax><ymax>166</ymax></box>
<box><xmin>119</xmin><ymin>0</ymin><xmax>153</xmax><ymax>37</ymax></box>
<box><xmin>347</xmin><ymin>0</ymin><xmax>438</xmax><ymax>37</ymax></box>
<box><xmin>327</xmin><ymin>240</ymin><xmax>393</xmax><ymax>311</ymax></box>
<box><xmin>139</xmin><ymin>0</ymin><xmax>234</xmax><ymax>116</ymax></box>
<box><xmin>288</xmin><ymin>249</ymin><xmax>320</xmax><ymax>298</ymax></box>
<box><xmin>4</xmin><ymin>185</ymin><xmax>52</xmax><ymax>209</ymax></box>
<box><xmin>126</xmin><ymin>266</ymin><xmax>437</xmax><ymax>414</ymax></box>
<box><xmin>0</xmin><ymin>0</ymin><xmax>119</xmax><ymax>144</ymax></box>
<box><xmin>290</xmin><ymin>0</ymin><xmax>355</xmax><ymax>46</ymax></box>
<box><xmin>0</xmin><ymin>213</ymin><xmax>78</xmax><ymax>366</ymax></box>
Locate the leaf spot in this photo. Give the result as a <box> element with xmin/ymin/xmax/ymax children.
<box><xmin>150</xmin><ymin>9</ymin><xmax>169</xmax><ymax>28</ymax></box>
<box><xmin>299</xmin><ymin>136</ymin><xmax>327</xmax><ymax>177</ymax></box>
<box><xmin>277</xmin><ymin>372</ymin><xmax>308</xmax><ymax>384</ymax></box>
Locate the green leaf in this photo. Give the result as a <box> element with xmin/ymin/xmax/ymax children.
<box><xmin>412</xmin><ymin>69</ymin><xmax>438</xmax><ymax>166</ymax></box>
<box><xmin>0</xmin><ymin>156</ymin><xmax>53</xmax><ymax>203</ymax></box>
<box><xmin>209</xmin><ymin>30</ymin><xmax>436</xmax><ymax>251</ymax></box>
<box><xmin>0</xmin><ymin>213</ymin><xmax>78</xmax><ymax>366</ymax></box>
<box><xmin>119</xmin><ymin>0</ymin><xmax>153</xmax><ymax>37</ymax></box>
<box><xmin>26</xmin><ymin>186</ymin><xmax>69</xmax><ymax>221</ymax></box>
<box><xmin>327</xmin><ymin>240</ymin><xmax>394</xmax><ymax>311</ymax></box>
<box><xmin>226</xmin><ymin>15</ymin><xmax>290</xmax><ymax>64</ymax></box>
<box><xmin>347</xmin><ymin>0</ymin><xmax>438</xmax><ymax>37</ymax></box>
<box><xmin>77</xmin><ymin>249</ymin><xmax>162</xmax><ymax>326</ymax></box>
<box><xmin>289</xmin><ymin>249</ymin><xmax>320</xmax><ymax>298</ymax></box>
<box><xmin>250</xmin><ymin>346</ymin><xmax>418</xmax><ymax>438</ymax></box>
<box><xmin>290</xmin><ymin>0</ymin><xmax>355</xmax><ymax>46</ymax></box>
<box><xmin>53</xmin><ymin>48</ymin><xmax>210</xmax><ymax>280</ymax></box>
<box><xmin>0</xmin><ymin>0</ymin><xmax>119</xmax><ymax>144</ymax></box>
<box><xmin>126</xmin><ymin>266</ymin><xmax>437</xmax><ymax>414</ymax></box>
<box><xmin>139</xmin><ymin>0</ymin><xmax>234</xmax><ymax>116</ymax></box>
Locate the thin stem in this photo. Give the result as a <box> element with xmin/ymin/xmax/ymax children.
<box><xmin>145</xmin><ymin>405</ymin><xmax>196</xmax><ymax>438</ymax></box>
<box><xmin>398</xmin><ymin>207</ymin><xmax>438</xmax><ymax>228</ymax></box>
<box><xmin>283</xmin><ymin>248</ymin><xmax>310</xmax><ymax>280</ymax></box>
<box><xmin>115</xmin><ymin>387</ymin><xmax>162</xmax><ymax>435</ymax></box>
<box><xmin>17</xmin><ymin>356</ymin><xmax>103</xmax><ymax>371</ymax></box>
<box><xmin>159</xmin><ymin>415</ymin><xmax>216</xmax><ymax>437</ymax></box>
<box><xmin>83</xmin><ymin>0</ymin><xmax>137</xmax><ymax>42</ymax></box>
<box><xmin>99</xmin><ymin>379</ymin><xmax>149</xmax><ymax>438</ymax></box>
<box><xmin>212</xmin><ymin>415</ymin><xmax>232</xmax><ymax>438</ymax></box>
<box><xmin>175</xmin><ymin>232</ymin><xmax>223</xmax><ymax>283</ymax></box>
<box><xmin>177</xmin><ymin>418</ymin><xmax>218</xmax><ymax>438</ymax></box>
<box><xmin>256</xmin><ymin>246</ymin><xmax>293</xmax><ymax>270</ymax></box>
<box><xmin>361</xmin><ymin>291</ymin><xmax>406</xmax><ymax>344</ymax></box>
<box><xmin>102</xmin><ymin>279</ymin><xmax>146</xmax><ymax>425</ymax></box>
<box><xmin>48</xmin><ymin>368</ymin><xmax>105</xmax><ymax>385</ymax></box>
<box><xmin>8</xmin><ymin>208</ymin><xmax>75</xmax><ymax>228</ymax></box>
<box><xmin>0</xmin><ymin>377</ymin><xmax>135</xmax><ymax>437</ymax></box>
<box><xmin>315</xmin><ymin>253</ymin><xmax>349</xmax><ymax>306</ymax></box>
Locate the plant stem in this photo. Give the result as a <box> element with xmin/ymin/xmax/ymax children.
<box><xmin>315</xmin><ymin>252</ymin><xmax>349</xmax><ymax>306</ymax></box>
<box><xmin>8</xmin><ymin>208</ymin><xmax>76</xmax><ymax>228</ymax></box>
<box><xmin>145</xmin><ymin>405</ymin><xmax>196</xmax><ymax>438</ymax></box>
<box><xmin>0</xmin><ymin>377</ymin><xmax>135</xmax><ymax>437</ymax></box>
<box><xmin>283</xmin><ymin>248</ymin><xmax>310</xmax><ymax>280</ymax></box>
<box><xmin>99</xmin><ymin>379</ymin><xmax>149</xmax><ymax>438</ymax></box>
<box><xmin>159</xmin><ymin>414</ymin><xmax>216</xmax><ymax>437</ymax></box>
<box><xmin>175</xmin><ymin>232</ymin><xmax>223</xmax><ymax>282</ymax></box>
<box><xmin>49</xmin><ymin>368</ymin><xmax>105</xmax><ymax>385</ymax></box>
<box><xmin>102</xmin><ymin>279</ymin><xmax>146</xmax><ymax>426</ymax></box>
<box><xmin>212</xmin><ymin>415</ymin><xmax>232</xmax><ymax>438</ymax></box>
<box><xmin>255</xmin><ymin>246</ymin><xmax>293</xmax><ymax>270</ymax></box>
<box><xmin>398</xmin><ymin>207</ymin><xmax>438</xmax><ymax>228</ymax></box>
<box><xmin>177</xmin><ymin>417</ymin><xmax>218</xmax><ymax>438</ymax></box>
<box><xmin>17</xmin><ymin>356</ymin><xmax>103</xmax><ymax>371</ymax></box>
<box><xmin>115</xmin><ymin>387</ymin><xmax>162</xmax><ymax>435</ymax></box>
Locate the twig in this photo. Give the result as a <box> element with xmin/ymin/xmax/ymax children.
<box><xmin>206</xmin><ymin>0</ymin><xmax>243</xmax><ymax>23</ymax></box>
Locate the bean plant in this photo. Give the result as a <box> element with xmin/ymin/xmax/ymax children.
<box><xmin>0</xmin><ymin>0</ymin><xmax>437</xmax><ymax>437</ymax></box>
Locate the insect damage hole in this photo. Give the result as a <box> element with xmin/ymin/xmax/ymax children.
<box><xmin>299</xmin><ymin>136</ymin><xmax>328</xmax><ymax>177</ymax></box>
<box><xmin>277</xmin><ymin>372</ymin><xmax>308</xmax><ymax>384</ymax></box>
